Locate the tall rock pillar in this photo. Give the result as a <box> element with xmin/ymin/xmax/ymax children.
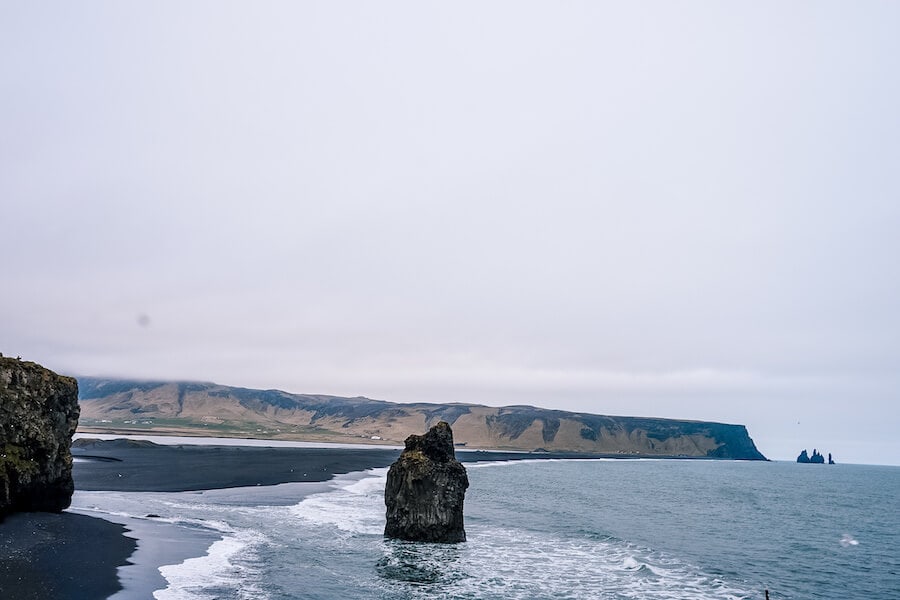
<box><xmin>0</xmin><ymin>356</ymin><xmax>80</xmax><ymax>520</ymax></box>
<box><xmin>384</xmin><ymin>421</ymin><xmax>468</xmax><ymax>543</ymax></box>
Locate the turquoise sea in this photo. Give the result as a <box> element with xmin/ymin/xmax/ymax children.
<box><xmin>72</xmin><ymin>458</ymin><xmax>899</xmax><ymax>599</ymax></box>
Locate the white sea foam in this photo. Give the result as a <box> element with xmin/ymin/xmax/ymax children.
<box><xmin>375</xmin><ymin>525</ymin><xmax>755</xmax><ymax>600</ymax></box>
<box><xmin>290</xmin><ymin>468</ymin><xmax>388</xmax><ymax>535</ymax></box>
<box><xmin>285</xmin><ymin>463</ymin><xmax>756</xmax><ymax>599</ymax></box>
<box><xmin>69</xmin><ymin>456</ymin><xmax>897</xmax><ymax>599</ymax></box>
<box><xmin>71</xmin><ymin>490</ymin><xmax>270</xmax><ymax>600</ymax></box>
<box><xmin>154</xmin><ymin>530</ymin><xmax>265</xmax><ymax>600</ymax></box>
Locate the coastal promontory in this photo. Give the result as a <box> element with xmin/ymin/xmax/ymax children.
<box><xmin>76</xmin><ymin>377</ymin><xmax>768</xmax><ymax>459</ymax></box>
<box><xmin>0</xmin><ymin>356</ymin><xmax>80</xmax><ymax>519</ymax></box>
<box><xmin>384</xmin><ymin>421</ymin><xmax>469</xmax><ymax>543</ymax></box>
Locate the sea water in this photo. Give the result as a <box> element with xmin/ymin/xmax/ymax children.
<box><xmin>71</xmin><ymin>460</ymin><xmax>899</xmax><ymax>600</ymax></box>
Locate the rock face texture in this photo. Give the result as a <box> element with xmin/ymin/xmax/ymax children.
<box><xmin>384</xmin><ymin>421</ymin><xmax>469</xmax><ymax>543</ymax></box>
<box><xmin>78</xmin><ymin>377</ymin><xmax>768</xmax><ymax>459</ymax></box>
<box><xmin>0</xmin><ymin>357</ymin><xmax>80</xmax><ymax>519</ymax></box>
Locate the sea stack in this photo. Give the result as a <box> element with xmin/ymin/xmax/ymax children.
<box><xmin>384</xmin><ymin>421</ymin><xmax>469</xmax><ymax>543</ymax></box>
<box><xmin>0</xmin><ymin>356</ymin><xmax>80</xmax><ymax>520</ymax></box>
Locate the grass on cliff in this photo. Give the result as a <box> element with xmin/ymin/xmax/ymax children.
<box><xmin>0</xmin><ymin>444</ymin><xmax>40</xmax><ymax>478</ymax></box>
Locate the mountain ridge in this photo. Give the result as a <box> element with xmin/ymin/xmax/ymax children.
<box><xmin>76</xmin><ymin>377</ymin><xmax>767</xmax><ymax>460</ymax></box>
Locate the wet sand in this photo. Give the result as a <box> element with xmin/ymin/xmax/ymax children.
<box><xmin>0</xmin><ymin>511</ymin><xmax>136</xmax><ymax>600</ymax></box>
<box><xmin>5</xmin><ymin>438</ymin><xmax>626</xmax><ymax>599</ymax></box>
<box><xmin>71</xmin><ymin>438</ymin><xmax>604</xmax><ymax>493</ymax></box>
<box><xmin>2</xmin><ymin>440</ymin><xmax>403</xmax><ymax>600</ymax></box>
<box><xmin>72</xmin><ymin>438</ymin><xmax>401</xmax><ymax>491</ymax></box>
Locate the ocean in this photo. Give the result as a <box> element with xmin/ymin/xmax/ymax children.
<box><xmin>71</xmin><ymin>458</ymin><xmax>899</xmax><ymax>600</ymax></box>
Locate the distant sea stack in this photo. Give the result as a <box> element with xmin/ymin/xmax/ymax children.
<box><xmin>384</xmin><ymin>421</ymin><xmax>469</xmax><ymax>543</ymax></box>
<box><xmin>0</xmin><ymin>356</ymin><xmax>80</xmax><ymax>519</ymax></box>
<box><xmin>797</xmin><ymin>449</ymin><xmax>832</xmax><ymax>464</ymax></box>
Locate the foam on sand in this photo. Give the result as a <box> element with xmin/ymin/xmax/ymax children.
<box><xmin>154</xmin><ymin>529</ymin><xmax>265</xmax><ymax>600</ymax></box>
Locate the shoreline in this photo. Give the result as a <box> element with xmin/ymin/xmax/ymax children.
<box><xmin>19</xmin><ymin>435</ymin><xmax>762</xmax><ymax>599</ymax></box>
<box><xmin>1</xmin><ymin>440</ymin><xmax>403</xmax><ymax>600</ymax></box>
<box><xmin>67</xmin><ymin>439</ymin><xmax>408</xmax><ymax>599</ymax></box>
<box><xmin>68</xmin><ymin>506</ymin><xmax>219</xmax><ymax>600</ymax></box>
<box><xmin>67</xmin><ymin>479</ymin><xmax>344</xmax><ymax>600</ymax></box>
<box><xmin>72</xmin><ymin>438</ymin><xmax>401</xmax><ymax>492</ymax></box>
<box><xmin>72</xmin><ymin>433</ymin><xmax>754</xmax><ymax>494</ymax></box>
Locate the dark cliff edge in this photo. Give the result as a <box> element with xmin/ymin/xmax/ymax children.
<box><xmin>1</xmin><ymin>357</ymin><xmax>80</xmax><ymax>520</ymax></box>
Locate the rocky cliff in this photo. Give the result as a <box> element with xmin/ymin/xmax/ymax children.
<box><xmin>0</xmin><ymin>357</ymin><xmax>80</xmax><ymax>519</ymax></box>
<box><xmin>384</xmin><ymin>422</ymin><xmax>468</xmax><ymax>543</ymax></box>
<box><xmin>77</xmin><ymin>377</ymin><xmax>767</xmax><ymax>459</ymax></box>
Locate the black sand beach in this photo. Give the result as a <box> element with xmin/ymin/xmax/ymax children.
<box><xmin>72</xmin><ymin>438</ymin><xmax>401</xmax><ymax>492</ymax></box>
<box><xmin>0</xmin><ymin>511</ymin><xmax>135</xmax><ymax>600</ymax></box>
<box><xmin>70</xmin><ymin>438</ymin><xmax>608</xmax><ymax>493</ymax></box>
<box><xmin>4</xmin><ymin>438</ymin><xmax>633</xmax><ymax>599</ymax></box>
<box><xmin>3</xmin><ymin>440</ymin><xmax>406</xmax><ymax>600</ymax></box>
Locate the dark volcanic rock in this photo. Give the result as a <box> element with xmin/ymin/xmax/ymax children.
<box><xmin>384</xmin><ymin>422</ymin><xmax>469</xmax><ymax>543</ymax></box>
<box><xmin>0</xmin><ymin>357</ymin><xmax>79</xmax><ymax>519</ymax></box>
<box><xmin>797</xmin><ymin>448</ymin><xmax>828</xmax><ymax>464</ymax></box>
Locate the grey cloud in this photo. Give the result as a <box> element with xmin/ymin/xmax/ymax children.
<box><xmin>2</xmin><ymin>1</ymin><xmax>899</xmax><ymax>464</ymax></box>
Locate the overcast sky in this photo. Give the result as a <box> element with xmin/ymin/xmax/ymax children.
<box><xmin>3</xmin><ymin>2</ymin><xmax>898</xmax><ymax>465</ymax></box>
